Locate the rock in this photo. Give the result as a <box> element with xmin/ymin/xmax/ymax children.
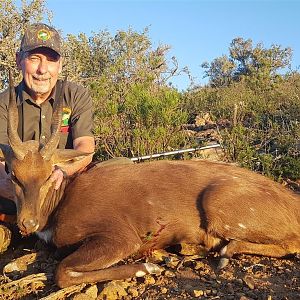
<box><xmin>127</xmin><ymin>286</ymin><xmax>139</xmax><ymax>297</ymax></box>
<box><xmin>160</xmin><ymin>287</ymin><xmax>168</xmax><ymax>294</ymax></box>
<box><xmin>212</xmin><ymin>289</ymin><xmax>218</xmax><ymax>295</ymax></box>
<box><xmin>180</xmin><ymin>243</ymin><xmax>207</xmax><ymax>256</ymax></box>
<box><xmin>226</xmin><ymin>283</ymin><xmax>235</xmax><ymax>294</ymax></box>
<box><xmin>194</xmin><ymin>261</ymin><xmax>206</xmax><ymax>270</ymax></box>
<box><xmin>4</xmin><ymin>252</ymin><xmax>38</xmax><ymax>273</ymax></box>
<box><xmin>164</xmin><ymin>256</ymin><xmax>180</xmax><ymax>268</ymax></box>
<box><xmin>193</xmin><ymin>289</ymin><xmax>204</xmax><ymax>297</ymax></box>
<box><xmin>177</xmin><ymin>269</ymin><xmax>200</xmax><ymax>280</ymax></box>
<box><xmin>171</xmin><ymin>287</ymin><xmax>180</xmax><ymax>293</ymax></box>
<box><xmin>143</xmin><ymin>275</ymin><xmax>156</xmax><ymax>285</ymax></box>
<box><xmin>73</xmin><ymin>293</ymin><xmax>93</xmax><ymax>300</ymax></box>
<box><xmin>205</xmin><ymin>289</ymin><xmax>212</xmax><ymax>295</ymax></box>
<box><xmin>163</xmin><ymin>270</ymin><xmax>175</xmax><ymax>277</ymax></box>
<box><xmin>243</xmin><ymin>275</ymin><xmax>255</xmax><ymax>290</ymax></box>
<box><xmin>85</xmin><ymin>285</ymin><xmax>98</xmax><ymax>299</ymax></box>
<box><xmin>98</xmin><ymin>281</ymin><xmax>129</xmax><ymax>300</ymax></box>
<box><xmin>235</xmin><ymin>278</ymin><xmax>244</xmax><ymax>285</ymax></box>
<box><xmin>0</xmin><ymin>225</ymin><xmax>11</xmax><ymax>254</ymax></box>
<box><xmin>148</xmin><ymin>249</ymin><xmax>170</xmax><ymax>263</ymax></box>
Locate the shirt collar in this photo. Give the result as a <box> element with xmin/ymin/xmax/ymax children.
<box><xmin>16</xmin><ymin>80</ymin><xmax>56</xmax><ymax>106</ymax></box>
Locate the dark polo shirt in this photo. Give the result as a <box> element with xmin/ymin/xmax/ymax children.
<box><xmin>0</xmin><ymin>80</ymin><xmax>93</xmax><ymax>149</ymax></box>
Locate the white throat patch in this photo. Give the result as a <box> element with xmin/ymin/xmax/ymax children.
<box><xmin>36</xmin><ymin>228</ymin><xmax>53</xmax><ymax>243</ymax></box>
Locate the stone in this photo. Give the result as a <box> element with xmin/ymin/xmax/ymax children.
<box><xmin>163</xmin><ymin>270</ymin><xmax>175</xmax><ymax>277</ymax></box>
<box><xmin>73</xmin><ymin>293</ymin><xmax>92</xmax><ymax>300</ymax></box>
<box><xmin>144</xmin><ymin>275</ymin><xmax>156</xmax><ymax>285</ymax></box>
<box><xmin>85</xmin><ymin>285</ymin><xmax>98</xmax><ymax>299</ymax></box>
<box><xmin>127</xmin><ymin>287</ymin><xmax>139</xmax><ymax>297</ymax></box>
<box><xmin>0</xmin><ymin>224</ymin><xmax>11</xmax><ymax>254</ymax></box>
<box><xmin>4</xmin><ymin>253</ymin><xmax>38</xmax><ymax>273</ymax></box>
<box><xmin>193</xmin><ymin>289</ymin><xmax>204</xmax><ymax>297</ymax></box>
<box><xmin>98</xmin><ymin>281</ymin><xmax>129</xmax><ymax>300</ymax></box>
<box><xmin>243</xmin><ymin>275</ymin><xmax>255</xmax><ymax>290</ymax></box>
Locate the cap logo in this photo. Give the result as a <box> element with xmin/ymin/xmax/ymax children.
<box><xmin>37</xmin><ymin>29</ymin><xmax>51</xmax><ymax>41</ymax></box>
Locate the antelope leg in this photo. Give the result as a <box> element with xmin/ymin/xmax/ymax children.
<box><xmin>218</xmin><ymin>239</ymin><xmax>300</xmax><ymax>269</ymax></box>
<box><xmin>55</xmin><ymin>232</ymin><xmax>160</xmax><ymax>288</ymax></box>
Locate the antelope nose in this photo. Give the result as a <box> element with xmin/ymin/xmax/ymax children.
<box><xmin>22</xmin><ymin>218</ymin><xmax>39</xmax><ymax>231</ymax></box>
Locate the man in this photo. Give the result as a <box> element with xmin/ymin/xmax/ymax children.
<box><xmin>0</xmin><ymin>23</ymin><xmax>95</xmax><ymax>251</ymax></box>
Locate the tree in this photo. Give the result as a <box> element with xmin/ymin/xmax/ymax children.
<box><xmin>0</xmin><ymin>0</ymin><xmax>51</xmax><ymax>90</ymax></box>
<box><xmin>202</xmin><ymin>37</ymin><xmax>292</xmax><ymax>89</ymax></box>
<box><xmin>62</xmin><ymin>28</ymin><xmax>183</xmax><ymax>88</ymax></box>
<box><xmin>80</xmin><ymin>29</ymin><xmax>188</xmax><ymax>159</ymax></box>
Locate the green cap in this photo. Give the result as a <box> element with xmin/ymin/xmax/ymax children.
<box><xmin>20</xmin><ymin>23</ymin><xmax>61</xmax><ymax>56</ymax></box>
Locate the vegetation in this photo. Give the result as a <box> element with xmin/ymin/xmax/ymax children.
<box><xmin>1</xmin><ymin>0</ymin><xmax>299</xmax><ymax>182</ymax></box>
<box><xmin>185</xmin><ymin>39</ymin><xmax>300</xmax><ymax>181</ymax></box>
<box><xmin>0</xmin><ymin>0</ymin><xmax>52</xmax><ymax>86</ymax></box>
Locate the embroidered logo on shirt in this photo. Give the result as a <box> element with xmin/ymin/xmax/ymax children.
<box><xmin>61</xmin><ymin>107</ymin><xmax>71</xmax><ymax>133</ymax></box>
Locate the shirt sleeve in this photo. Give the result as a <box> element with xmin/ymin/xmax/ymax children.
<box><xmin>69</xmin><ymin>83</ymin><xmax>94</xmax><ymax>140</ymax></box>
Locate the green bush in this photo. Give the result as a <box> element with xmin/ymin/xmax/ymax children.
<box><xmin>93</xmin><ymin>83</ymin><xmax>188</xmax><ymax>160</ymax></box>
<box><xmin>183</xmin><ymin>76</ymin><xmax>300</xmax><ymax>181</ymax></box>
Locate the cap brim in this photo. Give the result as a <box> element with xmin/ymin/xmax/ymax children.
<box><xmin>21</xmin><ymin>45</ymin><xmax>61</xmax><ymax>56</ymax></box>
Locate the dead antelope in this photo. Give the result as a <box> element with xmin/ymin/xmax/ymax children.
<box><xmin>1</xmin><ymin>75</ymin><xmax>300</xmax><ymax>288</ymax></box>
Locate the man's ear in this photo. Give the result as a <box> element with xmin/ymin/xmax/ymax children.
<box><xmin>52</xmin><ymin>149</ymin><xmax>93</xmax><ymax>174</ymax></box>
<box><xmin>52</xmin><ymin>149</ymin><xmax>93</xmax><ymax>164</ymax></box>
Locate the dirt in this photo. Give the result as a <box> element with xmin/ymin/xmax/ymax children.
<box><xmin>0</xmin><ymin>228</ymin><xmax>299</xmax><ymax>300</ymax></box>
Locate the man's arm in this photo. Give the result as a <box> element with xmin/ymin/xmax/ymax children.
<box><xmin>51</xmin><ymin>136</ymin><xmax>95</xmax><ymax>190</ymax></box>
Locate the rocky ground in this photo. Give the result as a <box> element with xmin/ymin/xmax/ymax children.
<box><xmin>0</xmin><ymin>229</ymin><xmax>299</xmax><ymax>300</ymax></box>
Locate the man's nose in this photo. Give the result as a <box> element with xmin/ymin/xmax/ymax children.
<box><xmin>37</xmin><ymin>59</ymin><xmax>48</xmax><ymax>74</ymax></box>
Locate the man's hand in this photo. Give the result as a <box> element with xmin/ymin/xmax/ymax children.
<box><xmin>50</xmin><ymin>167</ymin><xmax>66</xmax><ymax>190</ymax></box>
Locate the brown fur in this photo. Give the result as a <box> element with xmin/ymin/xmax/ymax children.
<box><xmin>35</xmin><ymin>159</ymin><xmax>300</xmax><ymax>287</ymax></box>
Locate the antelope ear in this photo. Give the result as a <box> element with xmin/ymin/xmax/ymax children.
<box><xmin>0</xmin><ymin>144</ymin><xmax>13</xmax><ymax>162</ymax></box>
<box><xmin>52</xmin><ymin>149</ymin><xmax>94</xmax><ymax>165</ymax></box>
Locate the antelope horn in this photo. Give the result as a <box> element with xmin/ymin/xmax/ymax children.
<box><xmin>40</xmin><ymin>76</ymin><xmax>67</xmax><ymax>160</ymax></box>
<box><xmin>7</xmin><ymin>69</ymin><xmax>26</xmax><ymax>160</ymax></box>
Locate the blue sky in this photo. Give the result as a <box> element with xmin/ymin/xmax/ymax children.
<box><xmin>43</xmin><ymin>0</ymin><xmax>300</xmax><ymax>90</ymax></box>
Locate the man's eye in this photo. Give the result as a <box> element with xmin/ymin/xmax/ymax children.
<box><xmin>48</xmin><ymin>57</ymin><xmax>59</xmax><ymax>62</ymax></box>
<box><xmin>28</xmin><ymin>56</ymin><xmax>39</xmax><ymax>61</ymax></box>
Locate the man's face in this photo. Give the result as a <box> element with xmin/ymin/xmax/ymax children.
<box><xmin>17</xmin><ymin>47</ymin><xmax>62</xmax><ymax>99</ymax></box>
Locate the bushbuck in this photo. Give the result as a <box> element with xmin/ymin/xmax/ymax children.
<box><xmin>1</xmin><ymin>74</ymin><xmax>300</xmax><ymax>288</ymax></box>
